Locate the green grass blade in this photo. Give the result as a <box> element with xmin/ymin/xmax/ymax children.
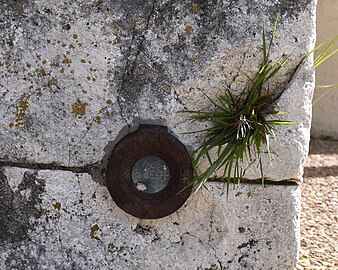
<box><xmin>314</xmin><ymin>35</ymin><xmax>338</xmax><ymax>67</ymax></box>
<box><xmin>299</xmin><ymin>41</ymin><xmax>327</xmax><ymax>65</ymax></box>
<box><xmin>262</xmin><ymin>26</ymin><xmax>267</xmax><ymax>66</ymax></box>
<box><xmin>265</xmin><ymin>120</ymin><xmax>296</xmax><ymax>125</ymax></box>
<box><xmin>314</xmin><ymin>48</ymin><xmax>338</xmax><ymax>68</ymax></box>
<box><xmin>313</xmin><ymin>85</ymin><xmax>338</xmax><ymax>105</ymax></box>
<box><xmin>267</xmin><ymin>13</ymin><xmax>279</xmax><ymax>60</ymax></box>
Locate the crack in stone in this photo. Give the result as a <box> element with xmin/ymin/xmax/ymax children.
<box><xmin>117</xmin><ymin>29</ymin><xmax>136</xmax><ymax>124</ymax></box>
<box><xmin>182</xmin><ymin>232</ymin><xmax>224</xmax><ymax>270</ymax></box>
<box><xmin>117</xmin><ymin>0</ymin><xmax>157</xmax><ymax>120</ymax></box>
<box><xmin>67</xmin><ymin>115</ymin><xmax>97</xmax><ymax>167</ymax></box>
<box><xmin>129</xmin><ymin>0</ymin><xmax>157</xmax><ymax>75</ymax></box>
<box><xmin>208</xmin><ymin>204</ymin><xmax>217</xmax><ymax>243</ymax></box>
<box><xmin>228</xmin><ymin>50</ymin><xmax>249</xmax><ymax>90</ymax></box>
<box><xmin>0</xmin><ymin>160</ymin><xmax>93</xmax><ymax>174</ymax></box>
<box><xmin>173</xmin><ymin>87</ymin><xmax>186</xmax><ymax>108</ymax></box>
<box><xmin>119</xmin><ymin>29</ymin><xmax>137</xmax><ymax>94</ymax></box>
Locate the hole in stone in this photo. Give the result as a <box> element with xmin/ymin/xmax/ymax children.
<box><xmin>131</xmin><ymin>155</ymin><xmax>170</xmax><ymax>193</ymax></box>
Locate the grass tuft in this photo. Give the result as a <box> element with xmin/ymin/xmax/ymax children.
<box><xmin>183</xmin><ymin>15</ymin><xmax>296</xmax><ymax>193</ymax></box>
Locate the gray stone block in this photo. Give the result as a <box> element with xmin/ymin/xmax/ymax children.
<box><xmin>0</xmin><ymin>0</ymin><xmax>316</xmax><ymax>181</ymax></box>
<box><xmin>0</xmin><ymin>1</ymin><xmax>315</xmax><ymax>268</ymax></box>
<box><xmin>0</xmin><ymin>167</ymin><xmax>300</xmax><ymax>270</ymax></box>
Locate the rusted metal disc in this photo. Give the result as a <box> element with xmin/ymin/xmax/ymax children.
<box><xmin>106</xmin><ymin>125</ymin><xmax>193</xmax><ymax>219</ymax></box>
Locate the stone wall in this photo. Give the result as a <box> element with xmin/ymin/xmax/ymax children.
<box><xmin>0</xmin><ymin>1</ymin><xmax>316</xmax><ymax>269</ymax></box>
<box><xmin>311</xmin><ymin>0</ymin><xmax>338</xmax><ymax>139</ymax></box>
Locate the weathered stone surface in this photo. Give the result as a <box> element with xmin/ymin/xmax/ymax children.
<box><xmin>0</xmin><ymin>0</ymin><xmax>316</xmax><ymax>181</ymax></box>
<box><xmin>0</xmin><ymin>167</ymin><xmax>300</xmax><ymax>270</ymax></box>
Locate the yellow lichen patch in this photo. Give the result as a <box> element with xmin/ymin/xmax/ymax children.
<box><xmin>80</xmin><ymin>59</ymin><xmax>86</xmax><ymax>63</ymax></box>
<box><xmin>107</xmin><ymin>130</ymin><xmax>112</xmax><ymax>135</ymax></box>
<box><xmin>73</xmin><ymin>34</ymin><xmax>78</xmax><ymax>40</ymax></box>
<box><xmin>113</xmin><ymin>37</ymin><xmax>121</xmax><ymax>45</ymax></box>
<box><xmin>95</xmin><ymin>116</ymin><xmax>102</xmax><ymax>125</ymax></box>
<box><xmin>155</xmin><ymin>18</ymin><xmax>161</xmax><ymax>27</ymax></box>
<box><xmin>47</xmin><ymin>78</ymin><xmax>58</xmax><ymax>88</ymax></box>
<box><xmin>15</xmin><ymin>3</ymin><xmax>24</xmax><ymax>14</ymax></box>
<box><xmin>165</xmin><ymin>34</ymin><xmax>171</xmax><ymax>40</ymax></box>
<box><xmin>8</xmin><ymin>123</ymin><xmax>14</xmax><ymax>128</ymax></box>
<box><xmin>40</xmin><ymin>68</ymin><xmax>47</xmax><ymax>76</ymax></box>
<box><xmin>179</xmin><ymin>42</ymin><xmax>188</xmax><ymax>49</ymax></box>
<box><xmin>92</xmin><ymin>77</ymin><xmax>96</xmax><ymax>82</ymax></box>
<box><xmin>106</xmin><ymin>99</ymin><xmax>113</xmax><ymax>105</ymax></box>
<box><xmin>60</xmin><ymin>68</ymin><xmax>65</xmax><ymax>74</ymax></box>
<box><xmin>72</xmin><ymin>101</ymin><xmax>86</xmax><ymax>117</ymax></box>
<box><xmin>53</xmin><ymin>202</ymin><xmax>61</xmax><ymax>210</ymax></box>
<box><xmin>185</xmin><ymin>25</ymin><xmax>193</xmax><ymax>35</ymax></box>
<box><xmin>42</xmin><ymin>60</ymin><xmax>47</xmax><ymax>65</ymax></box>
<box><xmin>164</xmin><ymin>84</ymin><xmax>172</xmax><ymax>94</ymax></box>
<box><xmin>35</xmin><ymin>87</ymin><xmax>42</xmax><ymax>96</ymax></box>
<box><xmin>62</xmin><ymin>57</ymin><xmax>72</xmax><ymax>64</ymax></box>
<box><xmin>69</xmin><ymin>44</ymin><xmax>76</xmax><ymax>49</ymax></box>
<box><xmin>191</xmin><ymin>6</ymin><xmax>199</xmax><ymax>14</ymax></box>
<box><xmin>15</xmin><ymin>93</ymin><xmax>31</xmax><ymax>127</ymax></box>
<box><xmin>90</xmin><ymin>224</ymin><xmax>100</xmax><ymax>239</ymax></box>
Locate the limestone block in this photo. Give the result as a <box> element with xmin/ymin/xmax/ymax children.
<box><xmin>0</xmin><ymin>167</ymin><xmax>300</xmax><ymax>270</ymax></box>
<box><xmin>0</xmin><ymin>0</ymin><xmax>316</xmax><ymax>181</ymax></box>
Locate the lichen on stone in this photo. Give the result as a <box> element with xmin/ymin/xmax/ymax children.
<box><xmin>72</xmin><ymin>100</ymin><xmax>87</xmax><ymax>117</ymax></box>
<box><xmin>14</xmin><ymin>93</ymin><xmax>31</xmax><ymax>127</ymax></box>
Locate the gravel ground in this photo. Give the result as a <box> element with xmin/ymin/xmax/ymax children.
<box><xmin>297</xmin><ymin>138</ymin><xmax>338</xmax><ymax>269</ymax></box>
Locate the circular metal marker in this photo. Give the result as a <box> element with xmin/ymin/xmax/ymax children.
<box><xmin>131</xmin><ymin>155</ymin><xmax>170</xmax><ymax>193</ymax></box>
<box><xmin>106</xmin><ymin>125</ymin><xmax>193</xmax><ymax>219</ymax></box>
